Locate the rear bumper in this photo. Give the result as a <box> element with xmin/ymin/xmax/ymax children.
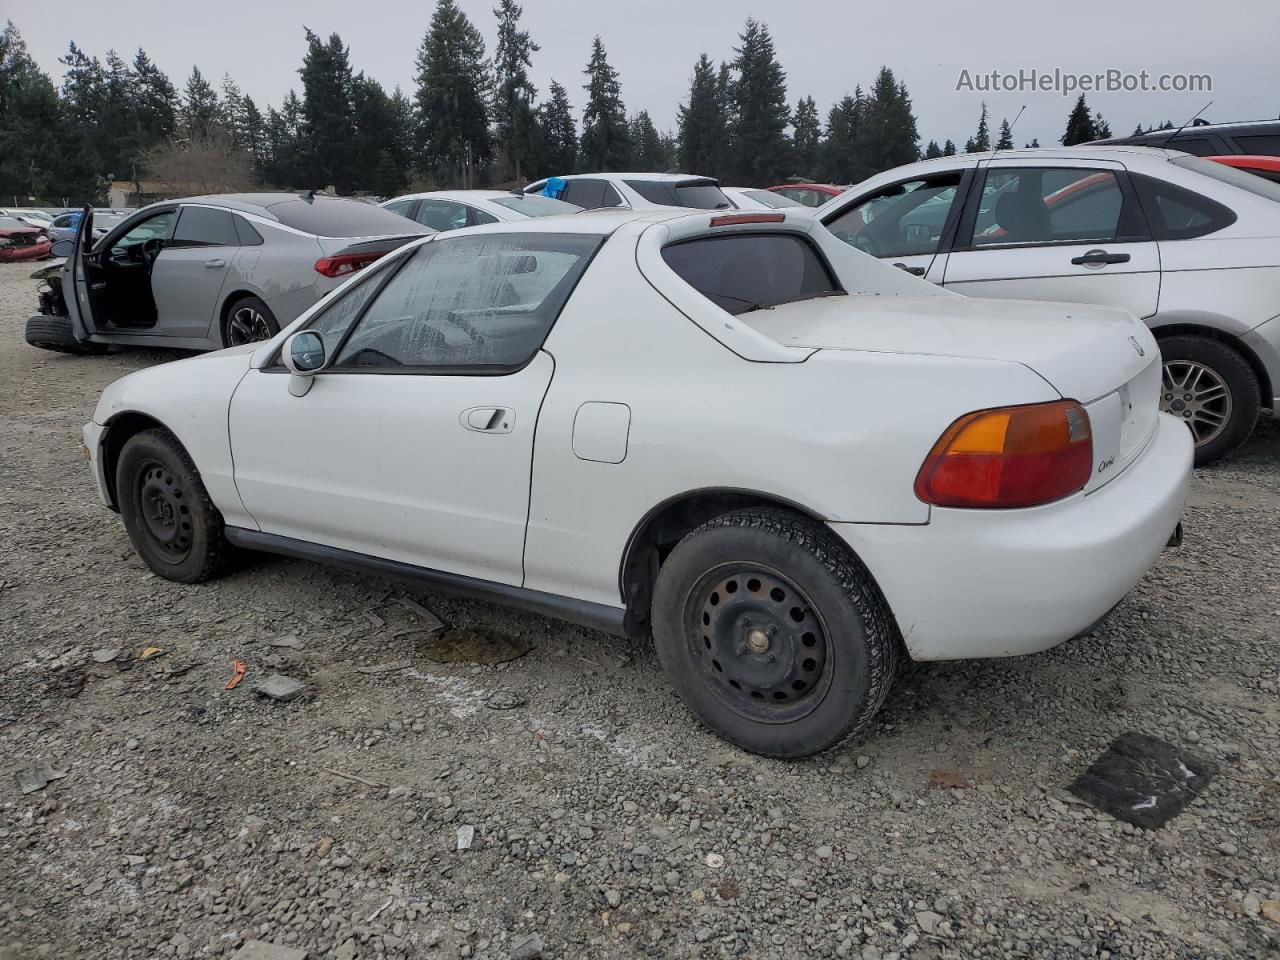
<box><xmin>831</xmin><ymin>413</ymin><xmax>1193</xmax><ymax>660</ymax></box>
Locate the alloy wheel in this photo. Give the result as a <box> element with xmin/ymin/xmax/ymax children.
<box><xmin>227</xmin><ymin>306</ymin><xmax>272</xmax><ymax>345</ymax></box>
<box><xmin>684</xmin><ymin>565</ymin><xmax>834</xmax><ymax>724</ymax></box>
<box><xmin>1161</xmin><ymin>360</ymin><xmax>1231</xmax><ymax>446</ymax></box>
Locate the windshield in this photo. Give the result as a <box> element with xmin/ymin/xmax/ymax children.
<box><xmin>0</xmin><ymin>216</ymin><xmax>33</xmax><ymax>230</ymax></box>
<box><xmin>490</xmin><ymin>195</ymin><xmax>581</xmax><ymax>217</ymax></box>
<box><xmin>1172</xmin><ymin>156</ymin><xmax>1280</xmax><ymax>203</ymax></box>
<box><xmin>674</xmin><ymin>182</ymin><xmax>732</xmax><ymax>209</ymax></box>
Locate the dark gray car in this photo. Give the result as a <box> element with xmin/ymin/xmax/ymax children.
<box><xmin>26</xmin><ymin>193</ymin><xmax>432</xmax><ymax>355</ymax></box>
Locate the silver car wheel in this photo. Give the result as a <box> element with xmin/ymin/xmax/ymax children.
<box><xmin>227</xmin><ymin>307</ymin><xmax>272</xmax><ymax>346</ymax></box>
<box><xmin>1161</xmin><ymin>359</ymin><xmax>1231</xmax><ymax>446</ymax></box>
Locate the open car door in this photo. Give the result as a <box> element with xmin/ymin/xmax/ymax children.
<box><xmin>63</xmin><ymin>205</ymin><xmax>99</xmax><ymax>342</ymax></box>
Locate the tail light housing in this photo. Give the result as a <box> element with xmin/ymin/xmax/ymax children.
<box><xmin>314</xmin><ymin>251</ymin><xmax>385</xmax><ymax>278</ymax></box>
<box><xmin>914</xmin><ymin>400</ymin><xmax>1092</xmax><ymax>508</ymax></box>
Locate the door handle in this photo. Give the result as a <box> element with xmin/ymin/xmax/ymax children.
<box><xmin>459</xmin><ymin>406</ymin><xmax>515</xmax><ymax>434</ymax></box>
<box><xmin>893</xmin><ymin>262</ymin><xmax>927</xmax><ymax>276</ymax></box>
<box><xmin>1070</xmin><ymin>249</ymin><xmax>1130</xmax><ymax>267</ymax></box>
<box><xmin>204</xmin><ymin>258</ymin><xmax>227</xmax><ymax>268</ymax></box>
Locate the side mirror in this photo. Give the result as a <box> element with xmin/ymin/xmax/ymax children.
<box><xmin>281</xmin><ymin>331</ymin><xmax>327</xmax><ymax>396</ymax></box>
<box><xmin>49</xmin><ymin>239</ymin><xmax>74</xmax><ymax>258</ymax></box>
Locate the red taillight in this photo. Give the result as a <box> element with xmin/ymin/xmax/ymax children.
<box><xmin>314</xmin><ymin>251</ymin><xmax>384</xmax><ymax>278</ymax></box>
<box><xmin>709</xmin><ymin>213</ymin><xmax>786</xmax><ymax>227</ymax></box>
<box><xmin>914</xmin><ymin>400</ymin><xmax>1092</xmax><ymax>508</ymax></box>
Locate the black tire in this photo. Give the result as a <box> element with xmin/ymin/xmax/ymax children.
<box><xmin>1157</xmin><ymin>335</ymin><xmax>1259</xmax><ymax>467</ymax></box>
<box><xmin>222</xmin><ymin>295</ymin><xmax>280</xmax><ymax>347</ymax></box>
<box><xmin>24</xmin><ymin>315</ymin><xmax>108</xmax><ymax>355</ymax></box>
<box><xmin>651</xmin><ymin>508</ymin><xmax>899</xmax><ymax>758</ymax></box>
<box><xmin>116</xmin><ymin>429</ymin><xmax>228</xmax><ymax>583</ymax></box>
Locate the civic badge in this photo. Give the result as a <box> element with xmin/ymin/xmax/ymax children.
<box><xmin>1128</xmin><ymin>336</ymin><xmax>1145</xmax><ymax>357</ymax></box>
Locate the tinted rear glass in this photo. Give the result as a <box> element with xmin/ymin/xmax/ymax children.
<box><xmin>561</xmin><ymin>180</ymin><xmax>607</xmax><ymax>209</ymax></box>
<box><xmin>662</xmin><ymin>234</ymin><xmax>842</xmax><ymax>315</ymax></box>
<box><xmin>1233</xmin><ymin>134</ymin><xmax>1280</xmax><ymax>156</ymax></box>
<box><xmin>625</xmin><ymin>181</ymin><xmax>674</xmax><ymax>204</ymax></box>
<box><xmin>490</xmin><ymin>195</ymin><xmax>581</xmax><ymax>217</ymax></box>
<box><xmin>674</xmin><ymin>182</ymin><xmax>731</xmax><ymax>209</ymax></box>
<box><xmin>267</xmin><ymin>198</ymin><xmax>426</xmax><ymax>237</ymax></box>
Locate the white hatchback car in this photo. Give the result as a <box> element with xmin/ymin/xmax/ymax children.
<box><xmin>816</xmin><ymin>146</ymin><xmax>1280</xmax><ymax>464</ymax></box>
<box><xmin>84</xmin><ymin>208</ymin><xmax>1191</xmax><ymax>757</ymax></box>
<box><xmin>380</xmin><ymin>190</ymin><xmax>580</xmax><ymax>232</ymax></box>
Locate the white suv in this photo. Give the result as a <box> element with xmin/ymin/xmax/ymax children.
<box><xmin>817</xmin><ymin>147</ymin><xmax>1280</xmax><ymax>464</ymax></box>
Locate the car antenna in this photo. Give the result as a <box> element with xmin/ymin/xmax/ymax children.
<box><xmin>991</xmin><ymin>105</ymin><xmax>1025</xmax><ymax>159</ymax></box>
<box><xmin>1158</xmin><ymin>101</ymin><xmax>1213</xmax><ymax>149</ymax></box>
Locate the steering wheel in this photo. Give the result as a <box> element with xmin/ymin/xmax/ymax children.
<box><xmin>141</xmin><ymin>237</ymin><xmax>164</xmax><ymax>267</ymax></box>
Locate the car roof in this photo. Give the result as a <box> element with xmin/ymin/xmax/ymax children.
<box><xmin>392</xmin><ymin>190</ymin><xmax>527</xmax><ymax>202</ymax></box>
<box><xmin>137</xmin><ymin>192</ymin><xmax>376</xmax><ymax>221</ymax></box>
<box><xmin>548</xmin><ymin>172</ymin><xmax>714</xmax><ymax>184</ymax></box>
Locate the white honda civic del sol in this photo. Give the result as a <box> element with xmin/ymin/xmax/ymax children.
<box><xmin>84</xmin><ymin>208</ymin><xmax>1192</xmax><ymax>757</ymax></box>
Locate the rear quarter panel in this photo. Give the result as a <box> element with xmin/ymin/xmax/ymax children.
<box><xmin>523</xmin><ymin>229</ymin><xmax>1059</xmax><ymax>608</ymax></box>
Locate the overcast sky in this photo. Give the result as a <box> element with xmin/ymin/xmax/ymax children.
<box><xmin>13</xmin><ymin>0</ymin><xmax>1279</xmax><ymax>154</ymax></box>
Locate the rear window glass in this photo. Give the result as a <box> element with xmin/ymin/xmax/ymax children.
<box><xmin>267</xmin><ymin>198</ymin><xmax>425</xmax><ymax>237</ymax></box>
<box><xmin>490</xmin><ymin>195</ymin><xmax>581</xmax><ymax>217</ymax></box>
<box><xmin>662</xmin><ymin>233</ymin><xmax>843</xmax><ymax>315</ymax></box>
<box><xmin>561</xmin><ymin>180</ymin><xmax>607</xmax><ymax>209</ymax></box>
<box><xmin>746</xmin><ymin>190</ymin><xmax>803</xmax><ymax>209</ymax></box>
<box><xmin>1166</xmin><ymin>137</ymin><xmax>1217</xmax><ymax>157</ymax></box>
<box><xmin>1233</xmin><ymin>134</ymin><xmax>1280</xmax><ymax>155</ymax></box>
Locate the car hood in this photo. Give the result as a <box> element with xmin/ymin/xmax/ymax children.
<box><xmin>741</xmin><ymin>293</ymin><xmax>1155</xmax><ymax>403</ymax></box>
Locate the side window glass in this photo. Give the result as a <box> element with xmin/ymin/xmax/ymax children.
<box><xmin>826</xmin><ymin>175</ymin><xmax>961</xmax><ymax>257</ymax></box>
<box><xmin>1132</xmin><ymin>174</ymin><xmax>1237</xmax><ymax>241</ymax></box>
<box><xmin>234</xmin><ymin>216</ymin><xmax>264</xmax><ymax>246</ymax></box>
<box><xmin>970</xmin><ymin>168</ymin><xmax>1126</xmax><ymax>247</ymax></box>
<box><xmin>383</xmin><ymin>200</ymin><xmax>415</xmax><ymax>218</ymax></box>
<box><xmin>332</xmin><ymin>233</ymin><xmax>600</xmax><ymax>371</ymax></box>
<box><xmin>601</xmin><ymin>184</ymin><xmax>624</xmax><ymax>208</ymax></box>
<box><xmin>306</xmin><ymin>267</ymin><xmax>387</xmax><ymax>349</ymax></box>
<box><xmin>1235</xmin><ymin>134</ymin><xmax>1280</xmax><ymax>155</ymax></box>
<box><xmin>468</xmin><ymin>207</ymin><xmax>499</xmax><ymax>226</ymax></box>
<box><xmin>110</xmin><ymin>211</ymin><xmax>176</xmax><ymax>256</ymax></box>
<box><xmin>563</xmin><ymin>180</ymin><xmax>606</xmax><ymax>209</ymax></box>
<box><xmin>1167</xmin><ymin>137</ymin><xmax>1216</xmax><ymax>157</ymax></box>
<box><xmin>413</xmin><ymin>200</ymin><xmax>469</xmax><ymax>232</ymax></box>
<box><xmin>172</xmin><ymin>207</ymin><xmax>239</xmax><ymax>247</ymax></box>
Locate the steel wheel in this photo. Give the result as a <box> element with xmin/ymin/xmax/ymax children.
<box><xmin>227</xmin><ymin>305</ymin><xmax>273</xmax><ymax>345</ymax></box>
<box><xmin>1161</xmin><ymin>359</ymin><xmax>1231</xmax><ymax>446</ymax></box>
<box><xmin>134</xmin><ymin>458</ymin><xmax>193</xmax><ymax>564</ymax></box>
<box><xmin>684</xmin><ymin>564</ymin><xmax>834</xmax><ymax>724</ymax></box>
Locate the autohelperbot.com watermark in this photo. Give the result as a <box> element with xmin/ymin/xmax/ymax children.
<box><xmin>956</xmin><ymin>68</ymin><xmax>1212</xmax><ymax>97</ymax></box>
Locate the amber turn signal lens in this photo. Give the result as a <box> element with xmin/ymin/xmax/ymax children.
<box><xmin>914</xmin><ymin>400</ymin><xmax>1092</xmax><ymax>508</ymax></box>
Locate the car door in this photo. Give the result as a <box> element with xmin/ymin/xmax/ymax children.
<box><xmin>228</xmin><ymin>230</ymin><xmax>602</xmax><ymax>584</ymax></box>
<box><xmin>150</xmin><ymin>205</ymin><xmax>240</xmax><ymax>338</ymax></box>
<box><xmin>939</xmin><ymin>160</ymin><xmax>1161</xmax><ymax>318</ymax></box>
<box><xmin>62</xmin><ymin>206</ymin><xmax>99</xmax><ymax>340</ymax></box>
<box><xmin>822</xmin><ymin>170</ymin><xmax>969</xmax><ymax>282</ymax></box>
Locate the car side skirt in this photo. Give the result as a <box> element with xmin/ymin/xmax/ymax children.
<box><xmin>223</xmin><ymin>528</ymin><xmax>634</xmax><ymax>639</ymax></box>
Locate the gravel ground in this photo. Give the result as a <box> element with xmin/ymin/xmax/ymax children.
<box><xmin>1</xmin><ymin>258</ymin><xmax>1277</xmax><ymax>960</ymax></box>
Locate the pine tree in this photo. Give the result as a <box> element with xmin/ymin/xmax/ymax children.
<box><xmin>966</xmin><ymin>102</ymin><xmax>990</xmax><ymax>153</ymax></box>
<box><xmin>241</xmin><ymin>96</ymin><xmax>266</xmax><ymax>176</ymax></box>
<box><xmin>415</xmin><ymin>0</ymin><xmax>491</xmax><ymax>187</ymax></box>
<box><xmin>221</xmin><ymin>74</ymin><xmax>248</xmax><ymax>147</ymax></box>
<box><xmin>351</xmin><ymin>75</ymin><xmax>403</xmax><ymax>194</ymax></box>
<box><xmin>995</xmin><ymin>118</ymin><xmax>1014</xmax><ymax>150</ymax></box>
<box><xmin>492</xmin><ymin>0</ymin><xmax>539</xmax><ymax>182</ymax></box>
<box><xmin>181</xmin><ymin>66</ymin><xmax>221</xmax><ymax>140</ymax></box>
<box><xmin>861</xmin><ymin>67</ymin><xmax>918</xmax><ymax>174</ymax></box>
<box><xmin>131</xmin><ymin>50</ymin><xmax>177</xmax><ymax>149</ymax></box>
<box><xmin>628</xmin><ymin>110</ymin><xmax>664</xmax><ymax>171</ymax></box>
<box><xmin>1</xmin><ymin>23</ymin><xmax>101</xmax><ymax>203</ymax></box>
<box><xmin>729</xmin><ymin>19</ymin><xmax>789</xmax><ymax>185</ymax></box>
<box><xmin>1061</xmin><ymin>93</ymin><xmax>1096</xmax><ymax>145</ymax></box>
<box><xmin>942</xmin><ymin>139</ymin><xmax>956</xmax><ymax>156</ymax></box>
<box><xmin>1024</xmin><ymin>137</ymin><xmax>1040</xmax><ymax>148</ymax></box>
<box><xmin>923</xmin><ymin>140</ymin><xmax>942</xmax><ymax>159</ymax></box>
<box><xmin>791</xmin><ymin>96</ymin><xmax>821</xmax><ymax>178</ymax></box>
<box><xmin>715</xmin><ymin>61</ymin><xmax>736</xmax><ymax>178</ymax></box>
<box><xmin>537</xmin><ymin>79</ymin><xmax>577</xmax><ymax>175</ymax></box>
<box><xmin>822</xmin><ymin>92</ymin><xmax>865</xmax><ymax>184</ymax></box>
<box><xmin>1093</xmin><ymin>113</ymin><xmax>1112</xmax><ymax>139</ymax></box>
<box><xmin>580</xmin><ymin>37</ymin><xmax>629</xmax><ymax>170</ymax></box>
<box><xmin>677</xmin><ymin>54</ymin><xmax>725</xmax><ymax>177</ymax></box>
<box><xmin>298</xmin><ymin>30</ymin><xmax>357</xmax><ymax>191</ymax></box>
<box><xmin>388</xmin><ymin>86</ymin><xmax>416</xmax><ymax>184</ymax></box>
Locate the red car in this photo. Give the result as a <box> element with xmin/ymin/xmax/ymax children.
<box><xmin>1207</xmin><ymin>155</ymin><xmax>1280</xmax><ymax>184</ymax></box>
<box><xmin>0</xmin><ymin>215</ymin><xmax>51</xmax><ymax>262</ymax></box>
<box><xmin>766</xmin><ymin>183</ymin><xmax>846</xmax><ymax>207</ymax></box>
